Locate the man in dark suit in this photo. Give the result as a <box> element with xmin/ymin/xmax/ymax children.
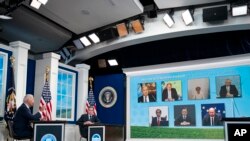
<box><xmin>175</xmin><ymin>108</ymin><xmax>194</xmax><ymax>126</ymax></box>
<box><xmin>162</xmin><ymin>83</ymin><xmax>179</xmax><ymax>101</ymax></box>
<box><xmin>77</xmin><ymin>106</ymin><xmax>101</xmax><ymax>139</ymax></box>
<box><xmin>151</xmin><ymin>109</ymin><xmax>168</xmax><ymax>126</ymax></box>
<box><xmin>202</xmin><ymin>107</ymin><xmax>222</xmax><ymax>126</ymax></box>
<box><xmin>219</xmin><ymin>79</ymin><xmax>238</xmax><ymax>98</ymax></box>
<box><xmin>138</xmin><ymin>85</ymin><xmax>156</xmax><ymax>103</ymax></box>
<box><xmin>13</xmin><ymin>94</ymin><xmax>45</xmax><ymax>139</ymax></box>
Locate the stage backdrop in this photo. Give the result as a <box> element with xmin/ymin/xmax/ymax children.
<box><xmin>94</xmin><ymin>74</ymin><xmax>125</xmax><ymax>125</ymax></box>
<box><xmin>124</xmin><ymin>54</ymin><xmax>250</xmax><ymax>140</ymax></box>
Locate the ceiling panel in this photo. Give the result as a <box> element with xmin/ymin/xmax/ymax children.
<box><xmin>0</xmin><ymin>6</ymin><xmax>72</xmax><ymax>53</ymax></box>
<box><xmin>27</xmin><ymin>0</ymin><xmax>144</xmax><ymax>34</ymax></box>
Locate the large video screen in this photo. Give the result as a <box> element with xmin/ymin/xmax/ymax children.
<box><xmin>125</xmin><ymin>55</ymin><xmax>250</xmax><ymax>140</ymax></box>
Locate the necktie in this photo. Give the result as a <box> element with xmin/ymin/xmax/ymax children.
<box><xmin>144</xmin><ymin>96</ymin><xmax>148</xmax><ymax>102</ymax></box>
<box><xmin>157</xmin><ymin>118</ymin><xmax>160</xmax><ymax>126</ymax></box>
<box><xmin>211</xmin><ymin>117</ymin><xmax>214</xmax><ymax>126</ymax></box>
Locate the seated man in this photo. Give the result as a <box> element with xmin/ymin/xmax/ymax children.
<box><xmin>77</xmin><ymin>106</ymin><xmax>101</xmax><ymax>139</ymax></box>
<box><xmin>151</xmin><ymin>109</ymin><xmax>168</xmax><ymax>126</ymax></box>
<box><xmin>202</xmin><ymin>107</ymin><xmax>222</xmax><ymax>126</ymax></box>
<box><xmin>13</xmin><ymin>94</ymin><xmax>45</xmax><ymax>139</ymax></box>
<box><xmin>175</xmin><ymin>108</ymin><xmax>194</xmax><ymax>126</ymax></box>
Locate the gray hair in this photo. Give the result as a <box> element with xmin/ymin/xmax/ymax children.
<box><xmin>23</xmin><ymin>94</ymin><xmax>34</xmax><ymax>103</ymax></box>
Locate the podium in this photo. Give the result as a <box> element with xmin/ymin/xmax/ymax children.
<box><xmin>33</xmin><ymin>121</ymin><xmax>66</xmax><ymax>141</ymax></box>
<box><xmin>87</xmin><ymin>124</ymin><xmax>124</xmax><ymax>141</ymax></box>
<box><xmin>223</xmin><ymin>117</ymin><xmax>250</xmax><ymax>141</ymax></box>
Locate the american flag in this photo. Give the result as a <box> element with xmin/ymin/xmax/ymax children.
<box><xmin>85</xmin><ymin>87</ymin><xmax>97</xmax><ymax>115</ymax></box>
<box><xmin>4</xmin><ymin>59</ymin><xmax>16</xmax><ymax>124</ymax></box>
<box><xmin>39</xmin><ymin>80</ymin><xmax>52</xmax><ymax>120</ymax></box>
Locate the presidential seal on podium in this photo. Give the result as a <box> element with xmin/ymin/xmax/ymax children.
<box><xmin>99</xmin><ymin>86</ymin><xmax>117</xmax><ymax>108</ymax></box>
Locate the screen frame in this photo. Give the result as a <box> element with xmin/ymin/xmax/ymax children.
<box><xmin>124</xmin><ymin>54</ymin><xmax>250</xmax><ymax>141</ymax></box>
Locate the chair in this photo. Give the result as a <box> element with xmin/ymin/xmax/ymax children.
<box><xmin>7</xmin><ymin>120</ymin><xmax>31</xmax><ymax>141</ymax></box>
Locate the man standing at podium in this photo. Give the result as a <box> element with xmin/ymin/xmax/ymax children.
<box><xmin>77</xmin><ymin>106</ymin><xmax>101</xmax><ymax>139</ymax></box>
<box><xmin>13</xmin><ymin>94</ymin><xmax>45</xmax><ymax>139</ymax></box>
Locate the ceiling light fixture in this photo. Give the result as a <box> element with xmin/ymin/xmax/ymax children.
<box><xmin>73</xmin><ymin>39</ymin><xmax>85</xmax><ymax>49</ymax></box>
<box><xmin>88</xmin><ymin>33</ymin><xmax>100</xmax><ymax>43</ymax></box>
<box><xmin>232</xmin><ymin>5</ymin><xmax>248</xmax><ymax>16</ymax></box>
<box><xmin>30</xmin><ymin>0</ymin><xmax>42</xmax><ymax>9</ymax></box>
<box><xmin>131</xmin><ymin>17</ymin><xmax>145</xmax><ymax>33</ymax></box>
<box><xmin>38</xmin><ymin>0</ymin><xmax>48</xmax><ymax>5</ymax></box>
<box><xmin>0</xmin><ymin>15</ymin><xmax>13</xmax><ymax>20</ymax></box>
<box><xmin>59</xmin><ymin>50</ymin><xmax>67</xmax><ymax>60</ymax></box>
<box><xmin>108</xmin><ymin>59</ymin><xmax>118</xmax><ymax>66</ymax></box>
<box><xmin>163</xmin><ymin>9</ymin><xmax>175</xmax><ymax>28</ymax></box>
<box><xmin>182</xmin><ymin>9</ymin><xmax>194</xmax><ymax>25</ymax></box>
<box><xmin>116</xmin><ymin>22</ymin><xmax>129</xmax><ymax>37</ymax></box>
<box><xmin>80</xmin><ymin>36</ymin><xmax>91</xmax><ymax>47</ymax></box>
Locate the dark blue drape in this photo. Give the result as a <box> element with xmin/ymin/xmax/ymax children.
<box><xmin>94</xmin><ymin>74</ymin><xmax>125</xmax><ymax>125</ymax></box>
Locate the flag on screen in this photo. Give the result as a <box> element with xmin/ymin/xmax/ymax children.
<box><xmin>4</xmin><ymin>59</ymin><xmax>16</xmax><ymax>124</ymax></box>
<box><xmin>85</xmin><ymin>87</ymin><xmax>97</xmax><ymax>115</ymax></box>
<box><xmin>39</xmin><ymin>80</ymin><xmax>52</xmax><ymax>121</ymax></box>
<box><xmin>201</xmin><ymin>103</ymin><xmax>225</xmax><ymax>119</ymax></box>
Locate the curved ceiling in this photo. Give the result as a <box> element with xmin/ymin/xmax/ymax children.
<box><xmin>0</xmin><ymin>0</ymin><xmax>227</xmax><ymax>55</ymax></box>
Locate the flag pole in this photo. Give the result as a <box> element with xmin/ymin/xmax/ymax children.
<box><xmin>89</xmin><ymin>76</ymin><xmax>93</xmax><ymax>89</ymax></box>
<box><xmin>45</xmin><ymin>66</ymin><xmax>50</xmax><ymax>82</ymax></box>
<box><xmin>45</xmin><ymin>66</ymin><xmax>50</xmax><ymax>120</ymax></box>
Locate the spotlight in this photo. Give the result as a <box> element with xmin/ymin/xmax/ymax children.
<box><xmin>203</xmin><ymin>6</ymin><xmax>228</xmax><ymax>22</ymax></box>
<box><xmin>131</xmin><ymin>18</ymin><xmax>144</xmax><ymax>33</ymax></box>
<box><xmin>73</xmin><ymin>39</ymin><xmax>85</xmax><ymax>49</ymax></box>
<box><xmin>108</xmin><ymin>59</ymin><xmax>118</xmax><ymax>66</ymax></box>
<box><xmin>59</xmin><ymin>50</ymin><xmax>67</xmax><ymax>60</ymax></box>
<box><xmin>116</xmin><ymin>23</ymin><xmax>129</xmax><ymax>37</ymax></box>
<box><xmin>38</xmin><ymin>0</ymin><xmax>48</xmax><ymax>5</ymax></box>
<box><xmin>98</xmin><ymin>59</ymin><xmax>107</xmax><ymax>68</ymax></box>
<box><xmin>30</xmin><ymin>0</ymin><xmax>41</xmax><ymax>9</ymax></box>
<box><xmin>98</xmin><ymin>27</ymin><xmax>119</xmax><ymax>42</ymax></box>
<box><xmin>182</xmin><ymin>9</ymin><xmax>194</xmax><ymax>25</ymax></box>
<box><xmin>80</xmin><ymin>36</ymin><xmax>91</xmax><ymax>47</ymax></box>
<box><xmin>0</xmin><ymin>15</ymin><xmax>12</xmax><ymax>20</ymax></box>
<box><xmin>88</xmin><ymin>33</ymin><xmax>100</xmax><ymax>43</ymax></box>
<box><xmin>232</xmin><ymin>5</ymin><xmax>248</xmax><ymax>16</ymax></box>
<box><xmin>62</xmin><ymin>47</ymin><xmax>71</xmax><ymax>58</ymax></box>
<box><xmin>163</xmin><ymin>9</ymin><xmax>175</xmax><ymax>28</ymax></box>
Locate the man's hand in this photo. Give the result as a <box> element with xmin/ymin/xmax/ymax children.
<box><xmin>40</xmin><ymin>117</ymin><xmax>47</xmax><ymax>121</ymax></box>
<box><xmin>84</xmin><ymin>121</ymin><xmax>94</xmax><ymax>125</ymax></box>
<box><xmin>39</xmin><ymin>105</ymin><xmax>46</xmax><ymax>112</ymax></box>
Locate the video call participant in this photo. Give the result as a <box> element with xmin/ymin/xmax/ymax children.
<box><xmin>202</xmin><ymin>107</ymin><xmax>222</xmax><ymax>126</ymax></box>
<box><xmin>138</xmin><ymin>85</ymin><xmax>156</xmax><ymax>103</ymax></box>
<box><xmin>192</xmin><ymin>86</ymin><xmax>205</xmax><ymax>100</ymax></box>
<box><xmin>219</xmin><ymin>79</ymin><xmax>238</xmax><ymax>98</ymax></box>
<box><xmin>77</xmin><ymin>107</ymin><xmax>101</xmax><ymax>139</ymax></box>
<box><xmin>13</xmin><ymin>94</ymin><xmax>45</xmax><ymax>139</ymax></box>
<box><xmin>162</xmin><ymin>83</ymin><xmax>179</xmax><ymax>101</ymax></box>
<box><xmin>151</xmin><ymin>109</ymin><xmax>168</xmax><ymax>126</ymax></box>
<box><xmin>175</xmin><ymin>108</ymin><xmax>194</xmax><ymax>126</ymax></box>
